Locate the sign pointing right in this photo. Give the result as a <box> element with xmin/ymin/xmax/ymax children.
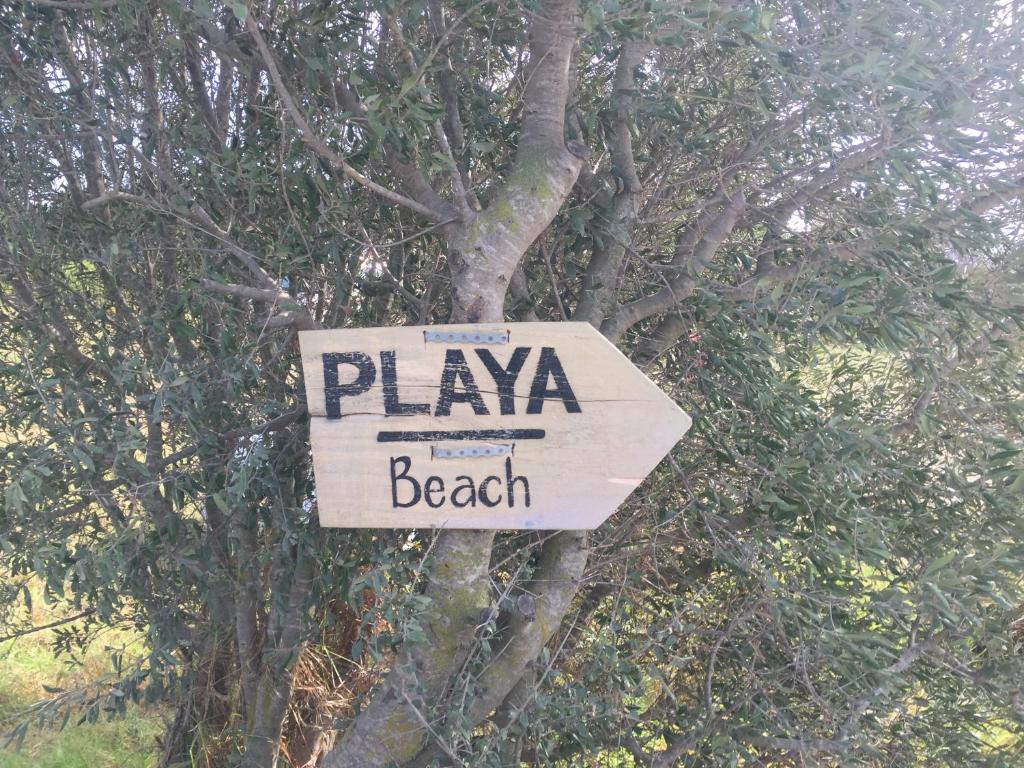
<box><xmin>299</xmin><ymin>322</ymin><xmax>691</xmax><ymax>529</ymax></box>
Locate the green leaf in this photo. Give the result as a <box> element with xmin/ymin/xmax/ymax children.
<box><xmin>844</xmin><ymin>304</ymin><xmax>875</xmax><ymax>316</ymax></box>
<box><xmin>923</xmin><ymin>552</ymin><xmax>958</xmax><ymax>578</ymax></box>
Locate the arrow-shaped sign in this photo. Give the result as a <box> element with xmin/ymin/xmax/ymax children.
<box><xmin>299</xmin><ymin>322</ymin><xmax>691</xmax><ymax>529</ymax></box>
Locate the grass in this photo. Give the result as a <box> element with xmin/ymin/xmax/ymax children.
<box><xmin>0</xmin><ymin>586</ymin><xmax>164</xmax><ymax>768</ymax></box>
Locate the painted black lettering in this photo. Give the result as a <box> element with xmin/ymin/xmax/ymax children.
<box><xmin>451</xmin><ymin>476</ymin><xmax>477</xmax><ymax>508</ymax></box>
<box><xmin>380</xmin><ymin>350</ymin><xmax>429</xmax><ymax>416</ymax></box>
<box><xmin>478</xmin><ymin>476</ymin><xmax>502</xmax><ymax>507</ymax></box>
<box><xmin>423</xmin><ymin>476</ymin><xmax>445</xmax><ymax>508</ymax></box>
<box><xmin>435</xmin><ymin>349</ymin><xmax>490</xmax><ymax>416</ymax></box>
<box><xmin>390</xmin><ymin>456</ymin><xmax>420</xmax><ymax>507</ymax></box>
<box><xmin>526</xmin><ymin>347</ymin><xmax>581</xmax><ymax>414</ymax></box>
<box><xmin>379</xmin><ymin>429</ymin><xmax>545</xmax><ymax>442</ymax></box>
<box><xmin>323</xmin><ymin>352</ymin><xmax>375</xmax><ymax>419</ymax></box>
<box><xmin>475</xmin><ymin>347</ymin><xmax>530</xmax><ymax>415</ymax></box>
<box><xmin>505</xmin><ymin>458</ymin><xmax>530</xmax><ymax>508</ymax></box>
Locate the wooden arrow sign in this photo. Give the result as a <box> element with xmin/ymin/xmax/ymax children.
<box><xmin>299</xmin><ymin>322</ymin><xmax>691</xmax><ymax>529</ymax></box>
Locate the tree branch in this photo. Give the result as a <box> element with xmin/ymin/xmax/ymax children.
<box><xmin>86</xmin><ymin>151</ymin><xmax>319</xmax><ymax>332</ymax></box>
<box><xmin>2</xmin><ymin>247</ymin><xmax>95</xmax><ymax>373</ymax></box>
<box><xmin>520</xmin><ymin>0</ymin><xmax>579</xmax><ymax>153</ymax></box>
<box><xmin>408</xmin><ymin>532</ymin><xmax>590</xmax><ymax>768</ymax></box>
<box><xmin>80</xmin><ymin>191</ymin><xmax>149</xmax><ymax>210</ymax></box>
<box><xmin>601</xmin><ymin>189</ymin><xmax>746</xmax><ymax>342</ymax></box>
<box><xmin>385</xmin><ymin>12</ymin><xmax>473</xmax><ymax>219</ymax></box>
<box><xmin>891</xmin><ymin>349</ymin><xmax>961</xmax><ymax>437</ymax></box>
<box><xmin>465</xmin><ymin>531</ymin><xmax>588</xmax><ymax>724</ymax></box>
<box><xmin>0</xmin><ymin>609</ymin><xmax>96</xmax><ymax>643</ymax></box>
<box><xmin>575</xmin><ymin>40</ymin><xmax>648</xmax><ymax>327</ymax></box>
<box><xmin>427</xmin><ymin>0</ymin><xmax>476</xmax><ymax>206</ymax></box>
<box><xmin>449</xmin><ymin>0</ymin><xmax>586</xmax><ymax>323</ymax></box>
<box><xmin>836</xmin><ymin>637</ymin><xmax>936</xmax><ymax>741</ymax></box>
<box><xmin>322</xmin><ymin>530</ymin><xmax>495</xmax><ymax>768</ymax></box>
<box><xmin>199</xmin><ymin>278</ymin><xmax>287</xmax><ymax>304</ymax></box>
<box><xmin>243</xmin><ymin>13</ymin><xmax>448</xmax><ymax>222</ymax></box>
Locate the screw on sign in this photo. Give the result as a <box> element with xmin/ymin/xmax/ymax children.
<box><xmin>299</xmin><ymin>322</ymin><xmax>691</xmax><ymax>530</ymax></box>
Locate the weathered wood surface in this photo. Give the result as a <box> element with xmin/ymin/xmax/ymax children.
<box><xmin>299</xmin><ymin>322</ymin><xmax>690</xmax><ymax>529</ymax></box>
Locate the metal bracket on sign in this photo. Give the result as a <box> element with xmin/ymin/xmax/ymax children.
<box><xmin>433</xmin><ymin>444</ymin><xmax>513</xmax><ymax>459</ymax></box>
<box><xmin>424</xmin><ymin>330</ymin><xmax>509</xmax><ymax>344</ymax></box>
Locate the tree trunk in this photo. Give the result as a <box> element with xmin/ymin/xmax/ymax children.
<box><xmin>321</xmin><ymin>2</ymin><xmax>587</xmax><ymax>765</ymax></box>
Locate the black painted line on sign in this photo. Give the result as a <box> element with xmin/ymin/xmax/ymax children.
<box><xmin>377</xmin><ymin>429</ymin><xmax>546</xmax><ymax>442</ymax></box>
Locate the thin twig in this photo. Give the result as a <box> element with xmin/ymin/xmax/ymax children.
<box><xmin>540</xmin><ymin>243</ymin><xmax>567</xmax><ymax>320</ymax></box>
<box><xmin>25</xmin><ymin>0</ymin><xmax>116</xmax><ymax>10</ymax></box>
<box><xmin>0</xmin><ymin>610</ymin><xmax>95</xmax><ymax>644</ymax></box>
<box><xmin>401</xmin><ymin>691</ymin><xmax>467</xmax><ymax>767</ymax></box>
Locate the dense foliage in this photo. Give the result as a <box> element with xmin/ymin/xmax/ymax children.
<box><xmin>1</xmin><ymin>0</ymin><xmax>1022</xmax><ymax>765</ymax></box>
